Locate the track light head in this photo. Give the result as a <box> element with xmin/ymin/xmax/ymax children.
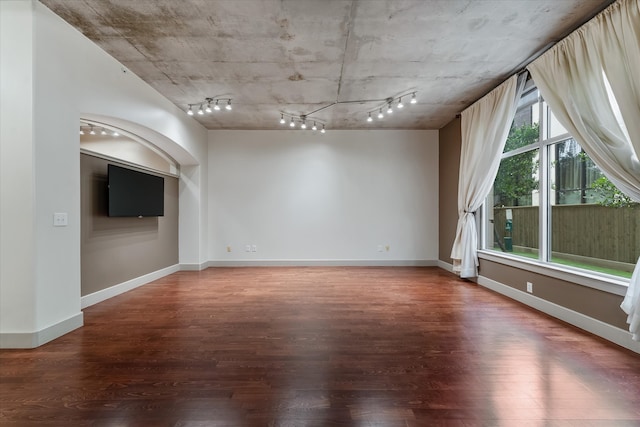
<box><xmin>225</xmin><ymin>100</ymin><xmax>232</xmax><ymax>110</ymax></box>
<box><xmin>214</xmin><ymin>100</ymin><xmax>220</xmax><ymax>111</ymax></box>
<box><xmin>187</xmin><ymin>105</ymin><xmax>194</xmax><ymax>116</ymax></box>
<box><xmin>205</xmin><ymin>101</ymin><xmax>212</xmax><ymax>113</ymax></box>
<box><xmin>79</xmin><ymin>128</ymin><xmax>84</xmax><ymax>135</ymax></box>
<box><xmin>276</xmin><ymin>91</ymin><xmax>412</xmax><ymax>130</ymax></box>
<box><xmin>197</xmin><ymin>104</ymin><xmax>204</xmax><ymax>115</ymax></box>
<box><xmin>89</xmin><ymin>126</ymin><xmax>96</xmax><ymax>135</ymax></box>
<box><xmin>112</xmin><ymin>130</ymin><xmax>119</xmax><ymax>136</ymax></box>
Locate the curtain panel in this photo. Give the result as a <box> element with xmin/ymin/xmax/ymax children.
<box><xmin>527</xmin><ymin>0</ymin><xmax>640</xmax><ymax>340</ymax></box>
<box><xmin>450</xmin><ymin>74</ymin><xmax>526</xmax><ymax>278</ymax></box>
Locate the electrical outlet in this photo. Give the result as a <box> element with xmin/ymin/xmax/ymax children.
<box><xmin>251</xmin><ymin>245</ymin><xmax>257</xmax><ymax>252</ymax></box>
<box><xmin>226</xmin><ymin>246</ymin><xmax>232</xmax><ymax>253</ymax></box>
<box><xmin>385</xmin><ymin>245</ymin><xmax>390</xmax><ymax>252</ymax></box>
<box><xmin>245</xmin><ymin>245</ymin><xmax>251</xmax><ymax>252</ymax></box>
<box><xmin>526</xmin><ymin>282</ymin><xmax>533</xmax><ymax>293</ymax></box>
<box><xmin>377</xmin><ymin>245</ymin><xmax>383</xmax><ymax>252</ymax></box>
<box><xmin>53</xmin><ymin>212</ymin><xmax>68</xmax><ymax>227</ymax></box>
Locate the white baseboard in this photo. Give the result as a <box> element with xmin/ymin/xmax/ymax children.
<box><xmin>0</xmin><ymin>312</ymin><xmax>84</xmax><ymax>349</ymax></box>
<box><xmin>179</xmin><ymin>262</ymin><xmax>208</xmax><ymax>271</ymax></box>
<box><xmin>81</xmin><ymin>264</ymin><xmax>180</xmax><ymax>309</ymax></box>
<box><xmin>438</xmin><ymin>260</ymin><xmax>455</xmax><ymax>273</ymax></box>
<box><xmin>207</xmin><ymin>259</ymin><xmax>438</xmax><ymax>267</ymax></box>
<box><xmin>477</xmin><ymin>275</ymin><xmax>640</xmax><ymax>354</ymax></box>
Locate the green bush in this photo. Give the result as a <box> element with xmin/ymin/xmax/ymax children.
<box><xmin>590</xmin><ymin>176</ymin><xmax>637</xmax><ymax>208</ymax></box>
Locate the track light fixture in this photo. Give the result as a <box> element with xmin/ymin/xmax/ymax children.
<box><xmin>363</xmin><ymin>92</ymin><xmax>417</xmax><ymax>123</ymax></box>
<box><xmin>79</xmin><ymin>122</ymin><xmax>122</xmax><ymax>138</ymax></box>
<box><xmin>279</xmin><ymin>113</ymin><xmax>326</xmax><ymax>133</ymax></box>
<box><xmin>185</xmin><ymin>97</ymin><xmax>234</xmax><ymax>116</ymax></box>
<box><xmin>278</xmin><ymin>91</ymin><xmax>416</xmax><ymax>132</ymax></box>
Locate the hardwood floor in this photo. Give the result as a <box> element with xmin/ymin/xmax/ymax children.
<box><xmin>1</xmin><ymin>267</ymin><xmax>639</xmax><ymax>426</ymax></box>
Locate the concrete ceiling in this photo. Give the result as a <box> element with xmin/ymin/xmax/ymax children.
<box><xmin>40</xmin><ymin>0</ymin><xmax>613</xmax><ymax>130</ymax></box>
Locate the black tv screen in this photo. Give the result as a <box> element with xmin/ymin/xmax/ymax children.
<box><xmin>108</xmin><ymin>164</ymin><xmax>164</xmax><ymax>217</ymax></box>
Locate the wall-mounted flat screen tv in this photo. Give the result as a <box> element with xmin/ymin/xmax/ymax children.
<box><xmin>108</xmin><ymin>164</ymin><xmax>164</xmax><ymax>217</ymax></box>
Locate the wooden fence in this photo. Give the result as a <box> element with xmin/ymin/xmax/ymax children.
<box><xmin>493</xmin><ymin>205</ymin><xmax>639</xmax><ymax>264</ymax></box>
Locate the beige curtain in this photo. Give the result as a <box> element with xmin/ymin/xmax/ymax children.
<box><xmin>450</xmin><ymin>74</ymin><xmax>526</xmax><ymax>278</ymax></box>
<box><xmin>528</xmin><ymin>0</ymin><xmax>640</xmax><ymax>340</ymax></box>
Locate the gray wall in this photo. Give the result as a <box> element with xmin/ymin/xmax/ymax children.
<box><xmin>80</xmin><ymin>153</ymin><xmax>179</xmax><ymax>297</ymax></box>
<box><xmin>437</xmin><ymin>117</ymin><xmax>628</xmax><ymax>331</ymax></box>
<box><xmin>439</xmin><ymin>117</ymin><xmax>461</xmax><ymax>263</ymax></box>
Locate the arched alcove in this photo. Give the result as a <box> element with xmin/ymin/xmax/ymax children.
<box><xmin>80</xmin><ymin>114</ymin><xmax>199</xmax><ymax>168</ymax></box>
<box><xmin>78</xmin><ymin>116</ymin><xmax>189</xmax><ymax>307</ymax></box>
<box><xmin>80</xmin><ymin>121</ymin><xmax>178</xmax><ymax>175</ymax></box>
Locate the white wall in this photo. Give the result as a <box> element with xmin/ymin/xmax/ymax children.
<box><xmin>0</xmin><ymin>1</ymin><xmax>38</xmax><ymax>338</ymax></box>
<box><xmin>0</xmin><ymin>1</ymin><xmax>208</xmax><ymax>347</ymax></box>
<box><xmin>208</xmin><ymin>130</ymin><xmax>438</xmax><ymax>265</ymax></box>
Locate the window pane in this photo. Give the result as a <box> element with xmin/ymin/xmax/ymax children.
<box><xmin>505</xmin><ymin>90</ymin><xmax>540</xmax><ymax>152</ymax></box>
<box><xmin>550</xmin><ymin>140</ymin><xmax>639</xmax><ymax>278</ymax></box>
<box><xmin>547</xmin><ymin>103</ymin><xmax>568</xmax><ymax>139</ymax></box>
<box><xmin>550</xmin><ymin>139</ymin><xmax>602</xmax><ymax>205</ymax></box>
<box><xmin>489</xmin><ymin>148</ymin><xmax>540</xmax><ymax>258</ymax></box>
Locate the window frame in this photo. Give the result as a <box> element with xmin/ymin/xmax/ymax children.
<box><xmin>480</xmin><ymin>81</ymin><xmax>630</xmax><ymax>294</ymax></box>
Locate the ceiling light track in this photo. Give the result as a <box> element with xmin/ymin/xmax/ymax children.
<box><xmin>79</xmin><ymin>122</ymin><xmax>120</xmax><ymax>137</ymax></box>
<box><xmin>186</xmin><ymin>97</ymin><xmax>233</xmax><ymax>116</ymax></box>
<box><xmin>280</xmin><ymin>113</ymin><xmax>327</xmax><ymax>133</ymax></box>
<box><xmin>279</xmin><ymin>91</ymin><xmax>417</xmax><ymax>131</ymax></box>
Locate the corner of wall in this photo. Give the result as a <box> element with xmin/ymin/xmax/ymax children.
<box><xmin>438</xmin><ymin>117</ymin><xmax>462</xmax><ymax>263</ymax></box>
<box><xmin>0</xmin><ymin>312</ymin><xmax>83</xmax><ymax>349</ymax></box>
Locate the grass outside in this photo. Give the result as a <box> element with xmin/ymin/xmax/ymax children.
<box><xmin>492</xmin><ymin>247</ymin><xmax>633</xmax><ymax>279</ymax></box>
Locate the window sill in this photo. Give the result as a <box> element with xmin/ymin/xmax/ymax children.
<box><xmin>477</xmin><ymin>250</ymin><xmax>630</xmax><ymax>296</ymax></box>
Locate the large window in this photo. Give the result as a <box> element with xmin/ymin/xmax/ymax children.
<box><xmin>485</xmin><ymin>82</ymin><xmax>639</xmax><ymax>279</ymax></box>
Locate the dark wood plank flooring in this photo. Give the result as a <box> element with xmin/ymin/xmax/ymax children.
<box><xmin>1</xmin><ymin>267</ymin><xmax>639</xmax><ymax>426</ymax></box>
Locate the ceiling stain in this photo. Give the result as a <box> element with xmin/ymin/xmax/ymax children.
<box><xmin>291</xmin><ymin>47</ymin><xmax>311</xmax><ymax>56</ymax></box>
<box><xmin>288</xmin><ymin>72</ymin><xmax>304</xmax><ymax>81</ymax></box>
